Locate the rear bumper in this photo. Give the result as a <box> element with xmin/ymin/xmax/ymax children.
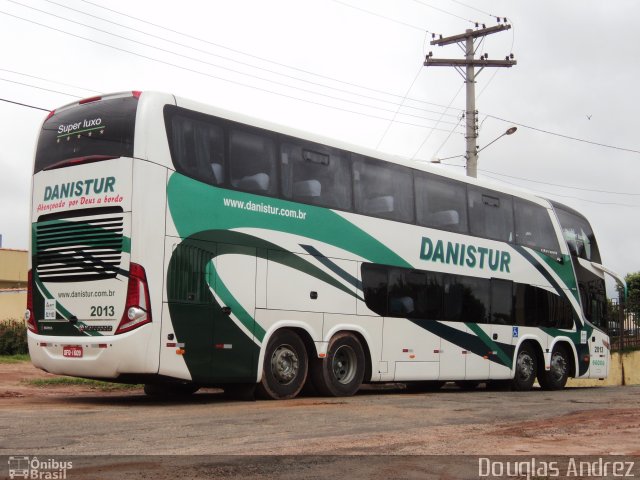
<box><xmin>28</xmin><ymin>326</ymin><xmax>158</xmax><ymax>379</ymax></box>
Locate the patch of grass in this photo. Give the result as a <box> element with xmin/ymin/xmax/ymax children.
<box><xmin>25</xmin><ymin>377</ymin><xmax>142</xmax><ymax>391</ymax></box>
<box><xmin>0</xmin><ymin>319</ymin><xmax>28</xmax><ymax>355</ymax></box>
<box><xmin>0</xmin><ymin>354</ymin><xmax>30</xmax><ymax>364</ymax></box>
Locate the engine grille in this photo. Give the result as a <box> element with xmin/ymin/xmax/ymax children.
<box><xmin>35</xmin><ymin>214</ymin><xmax>125</xmax><ymax>282</ymax></box>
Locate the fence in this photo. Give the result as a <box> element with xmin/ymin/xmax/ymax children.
<box><xmin>606</xmin><ymin>298</ymin><xmax>639</xmax><ymax>351</ymax></box>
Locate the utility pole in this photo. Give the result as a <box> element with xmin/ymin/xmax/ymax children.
<box><xmin>425</xmin><ymin>24</ymin><xmax>516</xmax><ymax>178</ymax></box>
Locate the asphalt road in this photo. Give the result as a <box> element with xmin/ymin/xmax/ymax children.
<box><xmin>1</xmin><ymin>364</ymin><xmax>639</xmax><ymax>479</ymax></box>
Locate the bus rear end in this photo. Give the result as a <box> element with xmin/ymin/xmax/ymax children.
<box><xmin>26</xmin><ymin>92</ymin><xmax>159</xmax><ymax>380</ymax></box>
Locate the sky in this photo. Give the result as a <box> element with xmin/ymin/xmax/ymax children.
<box><xmin>0</xmin><ymin>0</ymin><xmax>638</xmax><ymax>296</ymax></box>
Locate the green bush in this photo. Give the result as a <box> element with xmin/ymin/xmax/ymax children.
<box><xmin>0</xmin><ymin>319</ymin><xmax>28</xmax><ymax>355</ymax></box>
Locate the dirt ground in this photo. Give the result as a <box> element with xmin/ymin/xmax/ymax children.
<box><xmin>1</xmin><ymin>361</ymin><xmax>639</xmax><ymax>479</ymax></box>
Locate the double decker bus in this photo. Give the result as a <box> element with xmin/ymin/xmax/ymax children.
<box><xmin>27</xmin><ymin>91</ymin><xmax>614</xmax><ymax>399</ymax></box>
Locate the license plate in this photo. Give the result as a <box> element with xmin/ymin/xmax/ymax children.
<box><xmin>62</xmin><ymin>346</ymin><xmax>83</xmax><ymax>358</ymax></box>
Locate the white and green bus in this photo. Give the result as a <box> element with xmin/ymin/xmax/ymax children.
<box><xmin>27</xmin><ymin>91</ymin><xmax>613</xmax><ymax>399</ymax></box>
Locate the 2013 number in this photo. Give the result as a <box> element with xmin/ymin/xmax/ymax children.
<box><xmin>90</xmin><ymin>305</ymin><xmax>115</xmax><ymax>317</ymax></box>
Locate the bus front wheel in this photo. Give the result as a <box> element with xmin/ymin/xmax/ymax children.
<box><xmin>256</xmin><ymin>329</ymin><xmax>308</xmax><ymax>400</ymax></box>
<box><xmin>511</xmin><ymin>344</ymin><xmax>537</xmax><ymax>391</ymax></box>
<box><xmin>311</xmin><ymin>332</ymin><xmax>365</xmax><ymax>397</ymax></box>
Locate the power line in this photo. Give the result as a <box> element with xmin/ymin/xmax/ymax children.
<box><xmin>411</xmin><ymin>83</ymin><xmax>465</xmax><ymax>160</ymax></box>
<box><xmin>445</xmin><ymin>0</ymin><xmax>500</xmax><ymax>20</ymax></box>
<box><xmin>426</xmin><ymin>162</ymin><xmax>640</xmax><ymax>206</ymax></box>
<box><xmin>408</xmin><ymin>0</ymin><xmax>476</xmax><ymax>24</ymax></box>
<box><xmin>0</xmin><ymin>97</ymin><xmax>49</xmax><ymax>112</ymax></box>
<box><xmin>376</xmin><ymin>66</ymin><xmax>425</xmax><ymax>149</ymax></box>
<box><xmin>0</xmin><ymin>67</ymin><xmax>99</xmax><ymax>95</ymax></box>
<box><xmin>6</xmin><ymin>1</ymin><xmax>463</xmax><ymax>128</ymax></box>
<box><xmin>327</xmin><ymin>0</ymin><xmax>428</xmax><ymax>32</ymax></box>
<box><xmin>480</xmin><ymin>172</ymin><xmax>640</xmax><ymax>208</ymax></box>
<box><xmin>0</xmin><ymin>10</ymin><xmax>460</xmax><ymax>133</ymax></box>
<box><xmin>0</xmin><ymin>77</ymin><xmax>81</xmax><ymax>98</ymax></box>
<box><xmin>76</xmin><ymin>0</ymin><xmax>459</xmax><ymax>114</ymax></box>
<box><xmin>486</xmin><ymin>114</ymin><xmax>640</xmax><ymax>155</ymax></box>
<box><xmin>86</xmin><ymin>0</ymin><xmax>634</xmax><ymax>162</ymax></box>
<box><xmin>430</xmin><ymin>112</ymin><xmax>466</xmax><ymax>160</ymax></box>
<box><xmin>479</xmin><ymin>168</ymin><xmax>640</xmax><ymax>196</ymax></box>
<box><xmin>41</xmin><ymin>0</ymin><xmax>459</xmax><ymax>120</ymax></box>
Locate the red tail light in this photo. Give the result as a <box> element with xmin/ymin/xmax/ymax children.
<box><xmin>116</xmin><ymin>263</ymin><xmax>152</xmax><ymax>334</ymax></box>
<box><xmin>43</xmin><ymin>155</ymin><xmax>119</xmax><ymax>171</ymax></box>
<box><xmin>132</xmin><ymin>91</ymin><xmax>142</xmax><ymax>99</ymax></box>
<box><xmin>79</xmin><ymin>95</ymin><xmax>102</xmax><ymax>105</ymax></box>
<box><xmin>25</xmin><ymin>269</ymin><xmax>37</xmax><ymax>333</ymax></box>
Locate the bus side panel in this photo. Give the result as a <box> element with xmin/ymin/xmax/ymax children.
<box><xmin>266</xmin><ymin>250</ymin><xmax>358</xmax><ymax>315</ymax></box>
<box><xmin>131</xmin><ymin>160</ymin><xmax>167</xmax><ymax>374</ymax></box>
<box><xmin>162</xmin><ymin>235</ymin><xmax>261</xmax><ymax>384</ymax></box>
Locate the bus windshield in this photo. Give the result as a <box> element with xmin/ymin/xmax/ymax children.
<box><xmin>34</xmin><ymin>96</ymin><xmax>138</xmax><ymax>173</ymax></box>
<box><xmin>552</xmin><ymin>202</ymin><xmax>601</xmax><ymax>263</ymax></box>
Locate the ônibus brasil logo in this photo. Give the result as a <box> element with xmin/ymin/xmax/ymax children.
<box><xmin>7</xmin><ymin>456</ymin><xmax>72</xmax><ymax>479</ymax></box>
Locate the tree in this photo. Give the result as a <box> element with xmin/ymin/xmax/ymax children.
<box><xmin>622</xmin><ymin>271</ymin><xmax>640</xmax><ymax>317</ymax></box>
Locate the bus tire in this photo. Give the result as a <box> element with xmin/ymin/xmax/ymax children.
<box><xmin>311</xmin><ymin>332</ymin><xmax>365</xmax><ymax>397</ymax></box>
<box><xmin>511</xmin><ymin>344</ymin><xmax>537</xmax><ymax>391</ymax></box>
<box><xmin>538</xmin><ymin>345</ymin><xmax>570</xmax><ymax>391</ymax></box>
<box><xmin>256</xmin><ymin>329</ymin><xmax>308</xmax><ymax>400</ymax></box>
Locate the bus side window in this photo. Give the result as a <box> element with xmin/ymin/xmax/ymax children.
<box><xmin>514</xmin><ymin>199</ymin><xmax>560</xmax><ymax>255</ymax></box>
<box><xmin>514</xmin><ymin>284</ymin><xmax>538</xmax><ymax>327</ymax></box>
<box><xmin>443</xmin><ymin>276</ymin><xmax>463</xmax><ymax>321</ymax></box>
<box><xmin>170</xmin><ymin>114</ymin><xmax>224</xmax><ymax>186</ymax></box>
<box><xmin>361</xmin><ymin>263</ymin><xmax>388</xmax><ymax>316</ymax></box>
<box><xmin>468</xmin><ymin>187</ymin><xmax>514</xmax><ymax>243</ymax></box>
<box><xmin>229</xmin><ymin>128</ymin><xmax>277</xmax><ymax>195</ymax></box>
<box><xmin>388</xmin><ymin>269</ymin><xmax>429</xmax><ymax>319</ymax></box>
<box><xmin>280</xmin><ymin>140</ymin><xmax>352</xmax><ymax>210</ymax></box>
<box><xmin>424</xmin><ymin>272</ymin><xmax>444</xmax><ymax>320</ymax></box>
<box><xmin>555</xmin><ymin>294</ymin><xmax>575</xmax><ymax>329</ymax></box>
<box><xmin>353</xmin><ymin>155</ymin><xmax>414</xmax><ymax>223</ymax></box>
<box><xmin>458</xmin><ymin>276</ymin><xmax>490</xmax><ymax>324</ymax></box>
<box><xmin>167</xmin><ymin>243</ymin><xmax>215</xmax><ymax>304</ymax></box>
<box><xmin>415</xmin><ymin>172</ymin><xmax>468</xmax><ymax>234</ymax></box>
<box><xmin>491</xmin><ymin>278</ymin><xmax>514</xmax><ymax>325</ymax></box>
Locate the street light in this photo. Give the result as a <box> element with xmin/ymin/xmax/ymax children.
<box><xmin>430</xmin><ymin>126</ymin><xmax>517</xmax><ymax>172</ymax></box>
<box><xmin>477</xmin><ymin>126</ymin><xmax>517</xmax><ymax>154</ymax></box>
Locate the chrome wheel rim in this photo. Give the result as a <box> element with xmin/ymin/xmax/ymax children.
<box><xmin>517</xmin><ymin>351</ymin><xmax>534</xmax><ymax>381</ymax></box>
<box><xmin>332</xmin><ymin>345</ymin><xmax>357</xmax><ymax>384</ymax></box>
<box><xmin>271</xmin><ymin>344</ymin><xmax>299</xmax><ymax>385</ymax></box>
<box><xmin>550</xmin><ymin>352</ymin><xmax>567</xmax><ymax>382</ymax></box>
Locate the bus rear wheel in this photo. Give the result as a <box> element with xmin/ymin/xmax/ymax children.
<box><xmin>538</xmin><ymin>346</ymin><xmax>570</xmax><ymax>391</ymax></box>
<box><xmin>311</xmin><ymin>332</ymin><xmax>365</xmax><ymax>397</ymax></box>
<box><xmin>511</xmin><ymin>344</ymin><xmax>537</xmax><ymax>391</ymax></box>
<box><xmin>256</xmin><ymin>329</ymin><xmax>308</xmax><ymax>400</ymax></box>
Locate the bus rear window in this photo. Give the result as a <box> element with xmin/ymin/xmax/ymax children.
<box><xmin>34</xmin><ymin>96</ymin><xmax>138</xmax><ymax>173</ymax></box>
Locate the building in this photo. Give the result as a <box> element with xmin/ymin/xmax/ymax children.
<box><xmin>0</xmin><ymin>248</ymin><xmax>28</xmax><ymax>321</ymax></box>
